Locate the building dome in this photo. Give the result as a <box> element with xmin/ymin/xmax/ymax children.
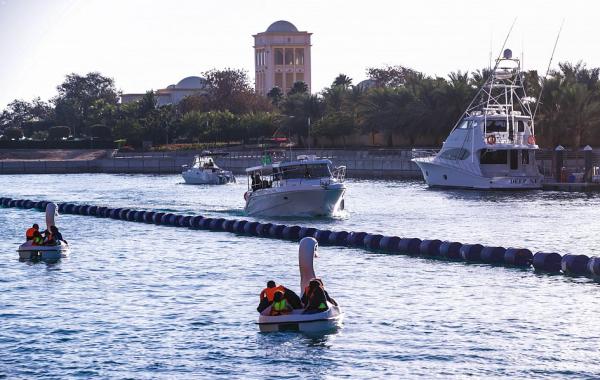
<box><xmin>175</xmin><ymin>76</ymin><xmax>207</xmax><ymax>89</ymax></box>
<box><xmin>266</xmin><ymin>20</ymin><xmax>298</xmax><ymax>33</ymax></box>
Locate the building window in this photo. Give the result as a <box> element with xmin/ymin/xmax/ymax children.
<box><xmin>275</xmin><ymin>73</ymin><xmax>283</xmax><ymax>89</ymax></box>
<box><xmin>296</xmin><ymin>73</ymin><xmax>304</xmax><ymax>83</ymax></box>
<box><xmin>285</xmin><ymin>48</ymin><xmax>294</xmax><ymax>65</ymax></box>
<box><xmin>295</xmin><ymin>48</ymin><xmax>304</xmax><ymax>65</ymax></box>
<box><xmin>275</xmin><ymin>48</ymin><xmax>283</xmax><ymax>65</ymax></box>
<box><xmin>285</xmin><ymin>73</ymin><xmax>294</xmax><ymax>92</ymax></box>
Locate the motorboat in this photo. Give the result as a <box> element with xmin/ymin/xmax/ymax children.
<box><xmin>17</xmin><ymin>202</ymin><xmax>69</xmax><ymax>262</ymax></box>
<box><xmin>257</xmin><ymin>237</ymin><xmax>343</xmax><ymax>333</ymax></box>
<box><xmin>181</xmin><ymin>153</ymin><xmax>236</xmax><ymax>185</ymax></box>
<box><xmin>412</xmin><ymin>48</ymin><xmax>543</xmax><ymax>189</ymax></box>
<box><xmin>244</xmin><ymin>155</ymin><xmax>346</xmax><ymax>217</ymax></box>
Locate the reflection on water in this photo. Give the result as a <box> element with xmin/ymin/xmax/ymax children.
<box><xmin>1</xmin><ymin>174</ymin><xmax>600</xmax><ymax>378</ymax></box>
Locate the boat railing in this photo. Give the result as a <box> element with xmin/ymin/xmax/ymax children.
<box><xmin>485</xmin><ymin>132</ymin><xmax>531</xmax><ymax>146</ymax></box>
<box><xmin>411</xmin><ymin>149</ymin><xmax>439</xmax><ymax>161</ymax></box>
<box><xmin>332</xmin><ymin>166</ymin><xmax>346</xmax><ymax>182</ymax></box>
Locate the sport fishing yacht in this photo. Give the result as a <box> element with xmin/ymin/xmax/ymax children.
<box><xmin>181</xmin><ymin>154</ymin><xmax>236</xmax><ymax>185</ymax></box>
<box><xmin>413</xmin><ymin>49</ymin><xmax>543</xmax><ymax>189</ymax></box>
<box><xmin>244</xmin><ymin>155</ymin><xmax>346</xmax><ymax>217</ymax></box>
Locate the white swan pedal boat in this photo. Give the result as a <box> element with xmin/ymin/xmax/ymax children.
<box><xmin>257</xmin><ymin>237</ymin><xmax>343</xmax><ymax>333</ymax></box>
<box><xmin>17</xmin><ymin>202</ymin><xmax>70</xmax><ymax>262</ymax></box>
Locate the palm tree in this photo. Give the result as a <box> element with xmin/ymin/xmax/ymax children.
<box><xmin>332</xmin><ymin>74</ymin><xmax>352</xmax><ymax>88</ymax></box>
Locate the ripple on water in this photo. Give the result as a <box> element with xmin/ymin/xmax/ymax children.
<box><xmin>1</xmin><ymin>174</ymin><xmax>600</xmax><ymax>378</ymax></box>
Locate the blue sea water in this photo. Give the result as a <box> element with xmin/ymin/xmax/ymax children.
<box><xmin>1</xmin><ymin>174</ymin><xmax>600</xmax><ymax>379</ymax></box>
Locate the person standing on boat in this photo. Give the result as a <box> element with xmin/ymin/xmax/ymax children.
<box><xmin>25</xmin><ymin>224</ymin><xmax>39</xmax><ymax>241</ymax></box>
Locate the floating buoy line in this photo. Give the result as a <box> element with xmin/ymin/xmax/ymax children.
<box><xmin>1</xmin><ymin>196</ymin><xmax>598</xmax><ymax>280</ymax></box>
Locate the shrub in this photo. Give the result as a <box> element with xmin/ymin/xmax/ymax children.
<box><xmin>90</xmin><ymin>124</ymin><xmax>112</xmax><ymax>140</ymax></box>
<box><xmin>48</xmin><ymin>126</ymin><xmax>71</xmax><ymax>140</ymax></box>
<box><xmin>3</xmin><ymin>127</ymin><xmax>24</xmax><ymax>140</ymax></box>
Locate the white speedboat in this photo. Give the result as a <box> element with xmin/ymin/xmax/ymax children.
<box><xmin>17</xmin><ymin>203</ymin><xmax>70</xmax><ymax>262</ymax></box>
<box><xmin>182</xmin><ymin>154</ymin><xmax>236</xmax><ymax>185</ymax></box>
<box><xmin>257</xmin><ymin>237</ymin><xmax>343</xmax><ymax>333</ymax></box>
<box><xmin>413</xmin><ymin>48</ymin><xmax>543</xmax><ymax>189</ymax></box>
<box><xmin>244</xmin><ymin>155</ymin><xmax>346</xmax><ymax>217</ymax></box>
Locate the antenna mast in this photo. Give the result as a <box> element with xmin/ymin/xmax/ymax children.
<box><xmin>533</xmin><ymin>19</ymin><xmax>565</xmax><ymax>121</ymax></box>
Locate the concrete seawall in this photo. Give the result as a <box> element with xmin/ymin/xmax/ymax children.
<box><xmin>0</xmin><ymin>148</ymin><xmax>596</xmax><ymax>179</ymax></box>
<box><xmin>0</xmin><ymin>149</ymin><xmax>424</xmax><ymax>178</ymax></box>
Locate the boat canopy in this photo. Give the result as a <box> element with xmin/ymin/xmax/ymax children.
<box><xmin>245</xmin><ymin>158</ymin><xmax>332</xmax><ymax>174</ymax></box>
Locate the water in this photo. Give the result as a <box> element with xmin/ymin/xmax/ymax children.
<box><xmin>1</xmin><ymin>174</ymin><xmax>600</xmax><ymax>378</ymax></box>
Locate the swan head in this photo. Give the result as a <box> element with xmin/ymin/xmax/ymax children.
<box><xmin>299</xmin><ymin>237</ymin><xmax>318</xmax><ymax>258</ymax></box>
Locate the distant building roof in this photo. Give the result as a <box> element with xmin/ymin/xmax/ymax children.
<box><xmin>266</xmin><ymin>20</ymin><xmax>298</xmax><ymax>33</ymax></box>
<box><xmin>175</xmin><ymin>76</ymin><xmax>207</xmax><ymax>89</ymax></box>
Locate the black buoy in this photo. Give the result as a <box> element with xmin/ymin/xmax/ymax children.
<box><xmin>328</xmin><ymin>231</ymin><xmax>349</xmax><ymax>246</ymax></box>
<box><xmin>587</xmin><ymin>257</ymin><xmax>600</xmax><ymax>277</ymax></box>
<box><xmin>363</xmin><ymin>234</ymin><xmax>384</xmax><ymax>250</ymax></box>
<box><xmin>480</xmin><ymin>246</ymin><xmax>506</xmax><ymax>264</ymax></box>
<box><xmin>561</xmin><ymin>254</ymin><xmax>590</xmax><ymax>276</ymax></box>
<box><xmin>209</xmin><ymin>218</ymin><xmax>226</xmax><ymax>231</ymax></box>
<box><xmin>88</xmin><ymin>205</ymin><xmax>98</xmax><ymax>216</ymax></box>
<box><xmin>379</xmin><ymin>236</ymin><xmax>401</xmax><ymax>253</ymax></box>
<box><xmin>110</xmin><ymin>208</ymin><xmax>122</xmax><ymax>219</ymax></box>
<box><xmin>256</xmin><ymin>223</ymin><xmax>273</xmax><ymax>237</ymax></box>
<box><xmin>299</xmin><ymin>227</ymin><xmax>317</xmax><ymax>240</ymax></box>
<box><xmin>460</xmin><ymin>244</ymin><xmax>484</xmax><ymax>261</ymax></box>
<box><xmin>314</xmin><ymin>230</ymin><xmax>332</xmax><ymax>245</ymax></box>
<box><xmin>282</xmin><ymin>225</ymin><xmax>301</xmax><ymax>240</ymax></box>
<box><xmin>97</xmin><ymin>206</ymin><xmax>108</xmax><ymax>217</ymax></box>
<box><xmin>144</xmin><ymin>211</ymin><xmax>156</xmax><ymax>223</ymax></box>
<box><xmin>347</xmin><ymin>232</ymin><xmax>368</xmax><ymax>247</ymax></box>
<box><xmin>180</xmin><ymin>215</ymin><xmax>192</xmax><ymax>228</ymax></box>
<box><xmin>233</xmin><ymin>220</ymin><xmax>248</xmax><ymax>233</ymax></box>
<box><xmin>268</xmin><ymin>224</ymin><xmax>286</xmax><ymax>238</ymax></box>
<box><xmin>398</xmin><ymin>238</ymin><xmax>422</xmax><ymax>255</ymax></box>
<box><xmin>419</xmin><ymin>239</ymin><xmax>442</xmax><ymax>256</ymax></box>
<box><xmin>532</xmin><ymin>252</ymin><xmax>562</xmax><ymax>272</ymax></box>
<box><xmin>222</xmin><ymin>219</ymin><xmax>236</xmax><ymax>232</ymax></box>
<box><xmin>439</xmin><ymin>241</ymin><xmax>462</xmax><ymax>260</ymax></box>
<box><xmin>134</xmin><ymin>211</ymin><xmax>146</xmax><ymax>222</ymax></box>
<box><xmin>117</xmin><ymin>208</ymin><xmax>130</xmax><ymax>220</ymax></box>
<box><xmin>504</xmin><ymin>248</ymin><xmax>533</xmax><ymax>267</ymax></box>
<box><xmin>243</xmin><ymin>221</ymin><xmax>260</xmax><ymax>235</ymax></box>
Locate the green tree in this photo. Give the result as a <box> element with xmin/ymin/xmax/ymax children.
<box><xmin>288</xmin><ymin>81</ymin><xmax>308</xmax><ymax>95</ymax></box>
<box><xmin>312</xmin><ymin>112</ymin><xmax>356</xmax><ymax>146</ymax></box>
<box><xmin>267</xmin><ymin>87</ymin><xmax>284</xmax><ymax>106</ymax></box>
<box><xmin>53</xmin><ymin>72</ymin><xmax>118</xmax><ymax>137</ymax></box>
<box><xmin>332</xmin><ymin>74</ymin><xmax>352</xmax><ymax>88</ymax></box>
<box><xmin>48</xmin><ymin>126</ymin><xmax>71</xmax><ymax>140</ymax></box>
<box><xmin>3</xmin><ymin>127</ymin><xmax>24</xmax><ymax>140</ymax></box>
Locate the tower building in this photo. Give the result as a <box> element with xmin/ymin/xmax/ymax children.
<box><xmin>253</xmin><ymin>20</ymin><xmax>312</xmax><ymax>96</ymax></box>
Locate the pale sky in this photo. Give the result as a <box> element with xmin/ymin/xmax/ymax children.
<box><xmin>0</xmin><ymin>0</ymin><xmax>598</xmax><ymax>109</ymax></box>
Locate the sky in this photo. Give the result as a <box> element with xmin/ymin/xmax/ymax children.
<box><xmin>0</xmin><ymin>0</ymin><xmax>598</xmax><ymax>109</ymax></box>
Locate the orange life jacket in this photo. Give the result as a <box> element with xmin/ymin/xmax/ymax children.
<box><xmin>260</xmin><ymin>285</ymin><xmax>286</xmax><ymax>302</ymax></box>
<box><xmin>26</xmin><ymin>228</ymin><xmax>37</xmax><ymax>239</ymax></box>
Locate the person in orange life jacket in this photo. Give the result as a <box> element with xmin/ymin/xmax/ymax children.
<box><xmin>302</xmin><ymin>279</ymin><xmax>329</xmax><ymax>314</ymax></box>
<box><xmin>26</xmin><ymin>224</ymin><xmax>39</xmax><ymax>241</ymax></box>
<box><xmin>257</xmin><ymin>280</ymin><xmax>303</xmax><ymax>313</ymax></box>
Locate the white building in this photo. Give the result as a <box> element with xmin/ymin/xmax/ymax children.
<box><xmin>120</xmin><ymin>76</ymin><xmax>208</xmax><ymax>106</ymax></box>
<box><xmin>253</xmin><ymin>20</ymin><xmax>312</xmax><ymax>96</ymax></box>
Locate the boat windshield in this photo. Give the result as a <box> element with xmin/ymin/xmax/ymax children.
<box><xmin>276</xmin><ymin>164</ymin><xmax>332</xmax><ymax>180</ymax></box>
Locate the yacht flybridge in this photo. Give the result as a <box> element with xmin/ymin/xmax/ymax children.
<box><xmin>413</xmin><ymin>48</ymin><xmax>543</xmax><ymax>189</ymax></box>
<box><xmin>244</xmin><ymin>155</ymin><xmax>346</xmax><ymax>217</ymax></box>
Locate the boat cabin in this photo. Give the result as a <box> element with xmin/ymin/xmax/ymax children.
<box><xmin>246</xmin><ymin>156</ymin><xmax>340</xmax><ymax>191</ymax></box>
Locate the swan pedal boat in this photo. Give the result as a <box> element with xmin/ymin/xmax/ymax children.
<box><xmin>17</xmin><ymin>241</ymin><xmax>70</xmax><ymax>262</ymax></box>
<box><xmin>257</xmin><ymin>237</ymin><xmax>343</xmax><ymax>333</ymax></box>
<box><xmin>17</xmin><ymin>202</ymin><xmax>69</xmax><ymax>262</ymax></box>
<box><xmin>258</xmin><ymin>303</ymin><xmax>343</xmax><ymax>332</ymax></box>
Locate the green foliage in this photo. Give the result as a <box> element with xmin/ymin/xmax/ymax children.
<box><xmin>288</xmin><ymin>81</ymin><xmax>308</xmax><ymax>95</ymax></box>
<box><xmin>48</xmin><ymin>126</ymin><xmax>71</xmax><ymax>140</ymax></box>
<box><xmin>267</xmin><ymin>87</ymin><xmax>283</xmax><ymax>106</ymax></box>
<box><xmin>90</xmin><ymin>124</ymin><xmax>112</xmax><ymax>139</ymax></box>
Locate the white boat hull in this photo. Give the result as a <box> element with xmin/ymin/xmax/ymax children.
<box><xmin>182</xmin><ymin>170</ymin><xmax>235</xmax><ymax>185</ymax></box>
<box><xmin>258</xmin><ymin>305</ymin><xmax>343</xmax><ymax>333</ymax></box>
<box><xmin>18</xmin><ymin>242</ymin><xmax>70</xmax><ymax>262</ymax></box>
<box><xmin>414</xmin><ymin>160</ymin><xmax>543</xmax><ymax>190</ymax></box>
<box><xmin>245</xmin><ymin>184</ymin><xmax>345</xmax><ymax>217</ymax></box>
